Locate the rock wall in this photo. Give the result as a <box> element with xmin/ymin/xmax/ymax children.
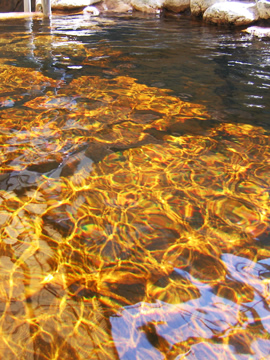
<box><xmin>1</xmin><ymin>0</ymin><xmax>36</xmax><ymax>12</ymax></box>
<box><xmin>3</xmin><ymin>0</ymin><xmax>270</xmax><ymax>28</ymax></box>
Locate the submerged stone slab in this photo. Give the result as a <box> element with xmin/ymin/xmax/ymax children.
<box><xmin>203</xmin><ymin>1</ymin><xmax>259</xmax><ymax>26</ymax></box>
<box><xmin>163</xmin><ymin>0</ymin><xmax>190</xmax><ymax>12</ymax></box>
<box><xmin>257</xmin><ymin>0</ymin><xmax>270</xmax><ymax>19</ymax></box>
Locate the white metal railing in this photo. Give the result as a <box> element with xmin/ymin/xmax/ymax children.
<box><xmin>24</xmin><ymin>0</ymin><xmax>51</xmax><ymax>17</ymax></box>
<box><xmin>24</xmin><ymin>0</ymin><xmax>31</xmax><ymax>12</ymax></box>
<box><xmin>42</xmin><ymin>0</ymin><xmax>52</xmax><ymax>17</ymax></box>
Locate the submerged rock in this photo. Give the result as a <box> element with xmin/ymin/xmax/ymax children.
<box><xmin>203</xmin><ymin>1</ymin><xmax>259</xmax><ymax>26</ymax></box>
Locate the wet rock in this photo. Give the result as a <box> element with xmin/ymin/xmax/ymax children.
<box><xmin>243</xmin><ymin>25</ymin><xmax>270</xmax><ymax>37</ymax></box>
<box><xmin>203</xmin><ymin>2</ymin><xmax>259</xmax><ymax>26</ymax></box>
<box><xmin>53</xmin><ymin>0</ymin><xmax>99</xmax><ymax>9</ymax></box>
<box><xmin>95</xmin><ymin>0</ymin><xmax>133</xmax><ymax>12</ymax></box>
<box><xmin>130</xmin><ymin>0</ymin><xmax>163</xmax><ymax>13</ymax></box>
<box><xmin>257</xmin><ymin>0</ymin><xmax>270</xmax><ymax>19</ymax></box>
<box><xmin>36</xmin><ymin>0</ymin><xmax>99</xmax><ymax>12</ymax></box>
<box><xmin>0</xmin><ymin>12</ymin><xmax>42</xmax><ymax>20</ymax></box>
<box><xmin>27</xmin><ymin>159</ymin><xmax>61</xmax><ymax>173</ymax></box>
<box><xmin>83</xmin><ymin>5</ymin><xmax>100</xmax><ymax>15</ymax></box>
<box><xmin>163</xmin><ymin>0</ymin><xmax>190</xmax><ymax>12</ymax></box>
<box><xmin>190</xmin><ymin>0</ymin><xmax>222</xmax><ymax>16</ymax></box>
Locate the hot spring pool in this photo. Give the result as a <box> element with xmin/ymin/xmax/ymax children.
<box><xmin>0</xmin><ymin>13</ymin><xmax>270</xmax><ymax>360</ymax></box>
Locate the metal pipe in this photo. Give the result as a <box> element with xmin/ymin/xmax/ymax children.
<box><xmin>24</xmin><ymin>0</ymin><xmax>31</xmax><ymax>12</ymax></box>
<box><xmin>42</xmin><ymin>0</ymin><xmax>52</xmax><ymax>17</ymax></box>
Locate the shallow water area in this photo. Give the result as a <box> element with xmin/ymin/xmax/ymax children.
<box><xmin>0</xmin><ymin>13</ymin><xmax>270</xmax><ymax>360</ymax></box>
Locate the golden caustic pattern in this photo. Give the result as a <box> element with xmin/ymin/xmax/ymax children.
<box><xmin>0</xmin><ymin>57</ymin><xmax>270</xmax><ymax>360</ymax></box>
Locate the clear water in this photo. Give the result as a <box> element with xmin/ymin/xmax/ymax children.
<box><xmin>0</xmin><ymin>13</ymin><xmax>270</xmax><ymax>360</ymax></box>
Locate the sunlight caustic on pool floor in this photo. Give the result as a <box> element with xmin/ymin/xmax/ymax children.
<box><xmin>0</xmin><ymin>24</ymin><xmax>270</xmax><ymax>360</ymax></box>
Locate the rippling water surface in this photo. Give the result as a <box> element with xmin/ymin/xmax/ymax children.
<box><xmin>0</xmin><ymin>13</ymin><xmax>270</xmax><ymax>360</ymax></box>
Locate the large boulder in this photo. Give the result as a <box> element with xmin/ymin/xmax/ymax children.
<box><xmin>203</xmin><ymin>2</ymin><xmax>259</xmax><ymax>25</ymax></box>
<box><xmin>256</xmin><ymin>0</ymin><xmax>270</xmax><ymax>19</ymax></box>
<box><xmin>190</xmin><ymin>0</ymin><xmax>223</xmax><ymax>16</ymax></box>
<box><xmin>163</xmin><ymin>0</ymin><xmax>190</xmax><ymax>12</ymax></box>
<box><xmin>96</xmin><ymin>0</ymin><xmax>132</xmax><ymax>12</ymax></box>
<box><xmin>130</xmin><ymin>0</ymin><xmax>163</xmax><ymax>12</ymax></box>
